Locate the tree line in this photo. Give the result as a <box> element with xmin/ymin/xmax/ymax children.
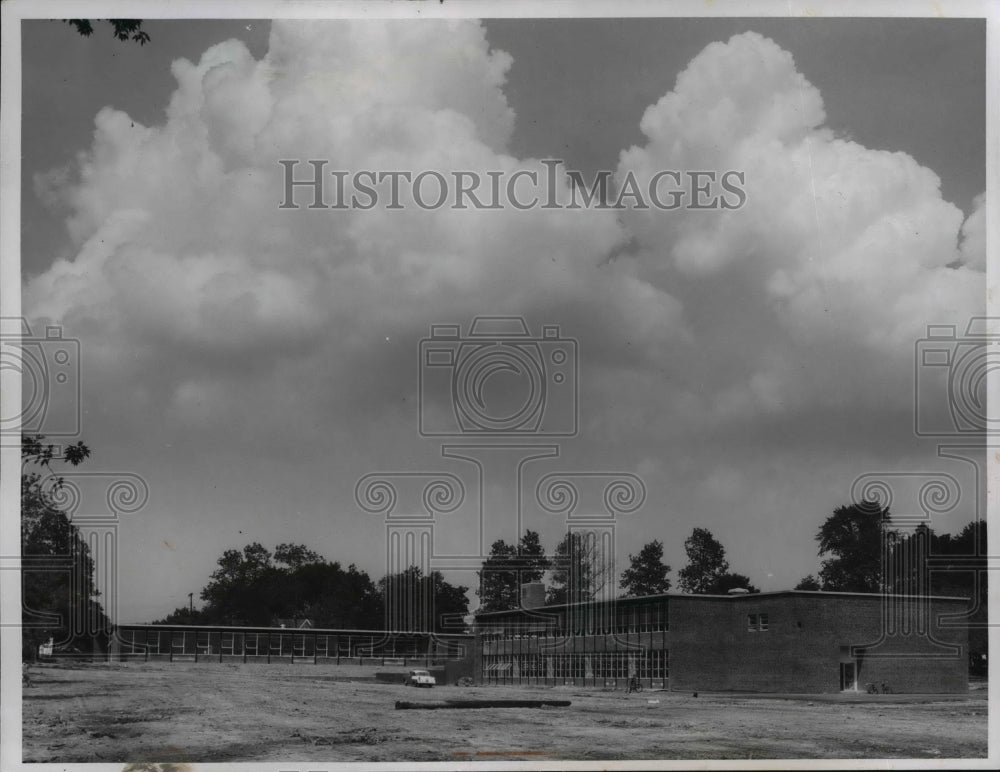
<box><xmin>475</xmin><ymin>526</ymin><xmax>759</xmax><ymax>612</ymax></box>
<box><xmin>151</xmin><ymin>545</ymin><xmax>470</xmax><ymax>634</ymax></box>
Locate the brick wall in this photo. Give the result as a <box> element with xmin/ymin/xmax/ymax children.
<box><xmin>669</xmin><ymin>594</ymin><xmax>968</xmax><ymax>693</ymax></box>
<box><xmin>475</xmin><ymin>592</ymin><xmax>969</xmax><ymax>693</ymax></box>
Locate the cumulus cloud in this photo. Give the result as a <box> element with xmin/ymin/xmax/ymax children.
<box><xmin>27</xmin><ymin>20</ymin><xmax>687</xmax><ymax>444</ymax></box>
<box><xmin>25</xmin><ymin>22</ymin><xmax>987</xmax><ymax>458</ymax></box>
<box><xmin>26</xmin><ymin>21</ymin><xmax>986</xmax><ymax>456</ymax></box>
<box><xmin>615</xmin><ymin>31</ymin><xmax>984</xmax><ymax>431</ymax></box>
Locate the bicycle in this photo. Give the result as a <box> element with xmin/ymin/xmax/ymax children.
<box><xmin>865</xmin><ymin>682</ymin><xmax>879</xmax><ymax>694</ymax></box>
<box><xmin>626</xmin><ymin>676</ymin><xmax>642</xmax><ymax>694</ymax></box>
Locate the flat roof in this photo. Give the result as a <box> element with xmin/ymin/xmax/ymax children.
<box><xmin>474</xmin><ymin>589</ymin><xmax>970</xmax><ymax>618</ymax></box>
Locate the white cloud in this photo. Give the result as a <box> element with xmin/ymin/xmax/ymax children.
<box><xmin>25</xmin><ymin>22</ymin><xmax>985</xmax><ymax>461</ymax></box>
<box><xmin>28</xmin><ymin>21</ymin><xmax>681</xmax><ymax>441</ymax></box>
<box><xmin>615</xmin><ymin>31</ymin><xmax>984</xmax><ymax>429</ymax></box>
<box><xmin>30</xmin><ymin>25</ymin><xmax>982</xmax><ymax>444</ymax></box>
<box><xmin>959</xmin><ymin>193</ymin><xmax>986</xmax><ymax>271</ymax></box>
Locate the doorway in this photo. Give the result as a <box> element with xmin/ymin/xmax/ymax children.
<box><xmin>839</xmin><ymin>662</ymin><xmax>857</xmax><ymax>691</ymax></box>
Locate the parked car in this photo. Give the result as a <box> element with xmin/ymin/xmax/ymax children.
<box><xmin>404</xmin><ymin>668</ymin><xmax>436</xmax><ymax>687</ymax></box>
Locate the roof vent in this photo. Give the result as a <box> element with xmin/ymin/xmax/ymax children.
<box><xmin>727</xmin><ymin>587</ymin><xmax>750</xmax><ymax>595</ymax></box>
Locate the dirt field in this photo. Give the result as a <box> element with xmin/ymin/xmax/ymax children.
<box><xmin>21</xmin><ymin>661</ymin><xmax>987</xmax><ymax>763</ymax></box>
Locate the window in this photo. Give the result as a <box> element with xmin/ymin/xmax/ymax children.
<box><xmin>748</xmin><ymin>612</ymin><xmax>769</xmax><ymax>632</ymax></box>
<box><xmin>593</xmin><ymin>653</ymin><xmax>632</xmax><ymax>679</ymax></box>
<box><xmin>651</xmin><ymin>649</ymin><xmax>668</xmax><ymax>679</ymax></box>
<box><xmin>638</xmin><ymin>649</ymin><xmax>668</xmax><ymax>679</ymax></box>
<box><xmin>651</xmin><ymin>602</ymin><xmax>667</xmax><ymax>631</ymax></box>
<box><xmin>519</xmin><ymin>654</ymin><xmax>544</xmax><ymax>677</ymax></box>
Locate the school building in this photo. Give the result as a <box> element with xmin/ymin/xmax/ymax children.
<box><xmin>108</xmin><ymin>624</ymin><xmax>472</xmax><ymax>667</ymax></box>
<box><xmin>473</xmin><ymin>585</ymin><xmax>970</xmax><ymax>693</ymax></box>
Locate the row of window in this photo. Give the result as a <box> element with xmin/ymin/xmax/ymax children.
<box><xmin>480</xmin><ymin>602</ymin><xmax>669</xmax><ymax>639</ymax></box>
<box><xmin>483</xmin><ymin>650</ymin><xmax>669</xmax><ymax>681</ymax></box>
<box><xmin>591</xmin><ymin>650</ymin><xmax>668</xmax><ymax>679</ymax></box>
<box><xmin>115</xmin><ymin>630</ymin><xmax>463</xmax><ymax>658</ymax></box>
<box><xmin>484</xmin><ymin>610</ymin><xmax>771</xmax><ymax>638</ymax></box>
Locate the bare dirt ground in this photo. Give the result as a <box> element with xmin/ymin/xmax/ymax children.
<box><xmin>21</xmin><ymin>661</ymin><xmax>987</xmax><ymax>763</ymax></box>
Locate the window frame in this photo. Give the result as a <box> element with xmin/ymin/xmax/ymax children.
<box><xmin>747</xmin><ymin>612</ymin><xmax>769</xmax><ymax>632</ymax></box>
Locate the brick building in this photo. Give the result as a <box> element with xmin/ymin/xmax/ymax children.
<box><xmin>474</xmin><ymin>587</ymin><xmax>969</xmax><ymax>693</ymax></box>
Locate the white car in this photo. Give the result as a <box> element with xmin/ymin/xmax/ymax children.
<box><xmin>404</xmin><ymin>669</ymin><xmax>436</xmax><ymax>687</ymax></box>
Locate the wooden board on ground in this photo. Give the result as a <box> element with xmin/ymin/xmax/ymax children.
<box><xmin>395</xmin><ymin>699</ymin><xmax>571</xmax><ymax>710</ymax></box>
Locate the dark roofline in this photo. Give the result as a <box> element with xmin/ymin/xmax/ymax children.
<box><xmin>473</xmin><ymin>589</ymin><xmax>970</xmax><ymax>618</ymax></box>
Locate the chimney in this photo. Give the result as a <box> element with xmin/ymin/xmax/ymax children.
<box><xmin>520</xmin><ymin>582</ymin><xmax>546</xmax><ymax>609</ymax></box>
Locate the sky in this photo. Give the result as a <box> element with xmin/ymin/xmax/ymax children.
<box><xmin>17</xmin><ymin>16</ymin><xmax>988</xmax><ymax>624</ymax></box>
